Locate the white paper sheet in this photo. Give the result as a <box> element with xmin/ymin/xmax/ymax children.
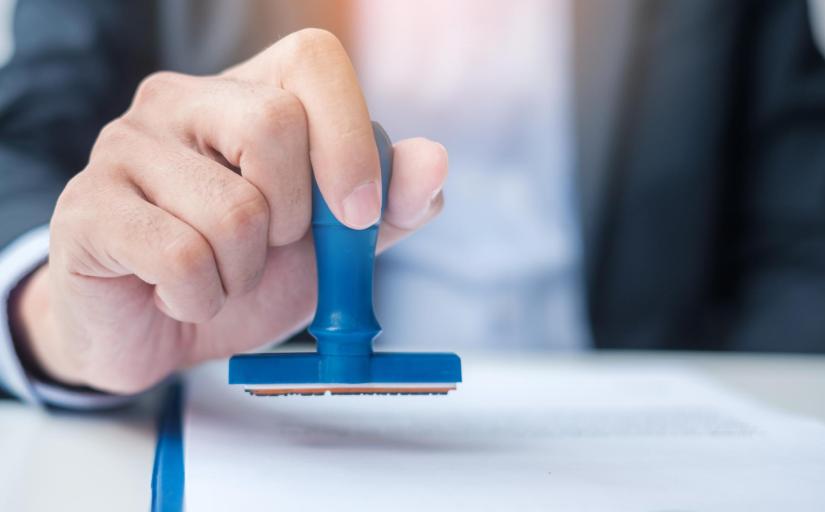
<box><xmin>183</xmin><ymin>355</ymin><xmax>825</xmax><ymax>511</ymax></box>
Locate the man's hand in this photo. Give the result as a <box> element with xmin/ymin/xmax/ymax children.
<box><xmin>16</xmin><ymin>29</ymin><xmax>447</xmax><ymax>394</ymax></box>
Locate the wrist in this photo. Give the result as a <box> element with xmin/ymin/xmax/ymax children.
<box><xmin>11</xmin><ymin>264</ymin><xmax>83</xmax><ymax>387</ymax></box>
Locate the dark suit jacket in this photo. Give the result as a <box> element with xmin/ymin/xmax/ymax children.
<box><xmin>1</xmin><ymin>0</ymin><xmax>824</xmax><ymax>353</ymax></box>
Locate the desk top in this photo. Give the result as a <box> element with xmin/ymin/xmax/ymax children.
<box><xmin>1</xmin><ymin>350</ymin><xmax>823</xmax><ymax>512</ymax></box>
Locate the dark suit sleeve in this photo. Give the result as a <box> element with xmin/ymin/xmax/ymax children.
<box><xmin>727</xmin><ymin>0</ymin><xmax>825</xmax><ymax>351</ymax></box>
<box><xmin>0</xmin><ymin>0</ymin><xmax>156</xmax><ymax>250</ymax></box>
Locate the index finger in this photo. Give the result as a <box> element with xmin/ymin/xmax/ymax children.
<box><xmin>225</xmin><ymin>29</ymin><xmax>380</xmax><ymax>230</ymax></box>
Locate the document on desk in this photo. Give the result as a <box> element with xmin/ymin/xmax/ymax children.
<box><xmin>183</xmin><ymin>356</ymin><xmax>825</xmax><ymax>511</ymax></box>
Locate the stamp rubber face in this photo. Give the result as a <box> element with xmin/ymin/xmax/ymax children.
<box><xmin>243</xmin><ymin>383</ymin><xmax>457</xmax><ymax>396</ymax></box>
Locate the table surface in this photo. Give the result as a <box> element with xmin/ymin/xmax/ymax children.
<box><xmin>2</xmin><ymin>350</ymin><xmax>824</xmax><ymax>512</ymax></box>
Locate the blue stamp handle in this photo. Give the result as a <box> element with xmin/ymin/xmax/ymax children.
<box><xmin>228</xmin><ymin>121</ymin><xmax>461</xmax><ymax>389</ymax></box>
<box><xmin>308</xmin><ymin>122</ymin><xmax>393</xmax><ymax>382</ymax></box>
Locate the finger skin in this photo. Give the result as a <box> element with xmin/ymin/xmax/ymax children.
<box><xmin>128</xmin><ymin>73</ymin><xmax>312</xmax><ymax>247</ymax></box>
<box><xmin>384</xmin><ymin>138</ymin><xmax>449</xmax><ymax>230</ymax></box>
<box><xmin>376</xmin><ymin>137</ymin><xmax>449</xmax><ymax>251</ymax></box>
<box><xmin>22</xmin><ymin>30</ymin><xmax>450</xmax><ymax>395</ymax></box>
<box><xmin>227</xmin><ymin>29</ymin><xmax>381</xmax><ymax>229</ymax></box>
<box><xmin>51</xmin><ymin>173</ymin><xmax>225</xmax><ymax>324</ymax></box>
<box><xmin>92</xmin><ymin>119</ymin><xmax>270</xmax><ymax>298</ymax></box>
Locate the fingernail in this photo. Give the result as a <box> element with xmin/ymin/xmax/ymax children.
<box><xmin>342</xmin><ymin>181</ymin><xmax>381</xmax><ymax>229</ymax></box>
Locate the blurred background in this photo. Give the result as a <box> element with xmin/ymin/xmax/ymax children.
<box><xmin>2</xmin><ymin>0</ymin><xmax>825</xmax><ymax>355</ymax></box>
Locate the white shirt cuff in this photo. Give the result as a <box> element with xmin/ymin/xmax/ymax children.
<box><xmin>0</xmin><ymin>226</ymin><xmax>134</xmax><ymax>409</ymax></box>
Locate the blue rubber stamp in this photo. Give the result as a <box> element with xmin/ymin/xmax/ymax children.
<box><xmin>228</xmin><ymin>122</ymin><xmax>462</xmax><ymax>396</ymax></box>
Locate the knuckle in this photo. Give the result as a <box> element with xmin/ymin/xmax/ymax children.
<box><xmin>280</xmin><ymin>28</ymin><xmax>345</xmax><ymax>63</ymax></box>
<box><xmin>88</xmin><ymin>119</ymin><xmax>143</xmax><ymax>178</ymax></box>
<box><xmin>93</xmin><ymin>119</ymin><xmax>135</xmax><ymax>154</ymax></box>
<box><xmin>132</xmin><ymin>71</ymin><xmax>184</xmax><ymax>109</ymax></box>
<box><xmin>219</xmin><ymin>186</ymin><xmax>270</xmax><ymax>241</ymax></box>
<box><xmin>51</xmin><ymin>179</ymin><xmax>85</xmax><ymax>244</ymax></box>
<box><xmin>164</xmin><ymin>232</ymin><xmax>214</xmax><ymax>282</ymax></box>
<box><xmin>247</xmin><ymin>91</ymin><xmax>306</xmax><ymax>144</ymax></box>
<box><xmin>288</xmin><ymin>27</ymin><xmax>343</xmax><ymax>52</ymax></box>
<box><xmin>50</xmin><ymin>172</ymin><xmax>116</xmax><ymax>265</ymax></box>
<box><xmin>54</xmin><ymin>172</ymin><xmax>90</xmax><ymax>214</ymax></box>
<box><xmin>52</xmin><ymin>173</ymin><xmax>107</xmax><ymax>239</ymax></box>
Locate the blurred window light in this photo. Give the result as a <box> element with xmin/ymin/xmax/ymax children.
<box><xmin>0</xmin><ymin>0</ymin><xmax>13</xmax><ymax>68</ymax></box>
<box><xmin>811</xmin><ymin>0</ymin><xmax>825</xmax><ymax>56</ymax></box>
